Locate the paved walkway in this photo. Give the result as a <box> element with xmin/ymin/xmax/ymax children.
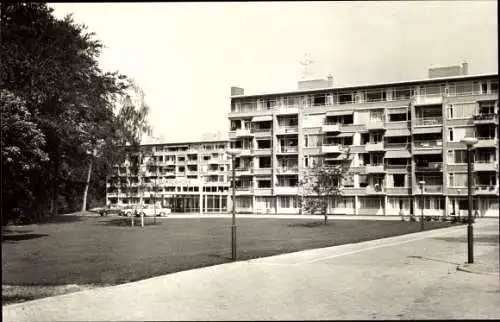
<box><xmin>3</xmin><ymin>219</ymin><xmax>499</xmax><ymax>321</ymax></box>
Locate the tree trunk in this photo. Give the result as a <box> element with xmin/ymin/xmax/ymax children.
<box><xmin>50</xmin><ymin>160</ymin><xmax>59</xmax><ymax>217</ymax></box>
<box><xmin>81</xmin><ymin>159</ymin><xmax>93</xmax><ymax>212</ymax></box>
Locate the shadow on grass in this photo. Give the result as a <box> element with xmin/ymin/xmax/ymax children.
<box><xmin>37</xmin><ymin>215</ymin><xmax>84</xmax><ymax>225</ymax></box>
<box><xmin>2</xmin><ymin>234</ymin><xmax>49</xmax><ymax>243</ymax></box>
<box><xmin>97</xmin><ymin>218</ymin><xmax>162</xmax><ymax>227</ymax></box>
<box><xmin>1</xmin><ymin>228</ymin><xmax>33</xmax><ymax>234</ymax></box>
<box><xmin>288</xmin><ymin>221</ymin><xmax>328</xmax><ymax>228</ymax></box>
<box><xmin>433</xmin><ymin>234</ymin><xmax>499</xmax><ymax>245</ymax></box>
<box><xmin>207</xmin><ymin>253</ymin><xmax>232</xmax><ymax>261</ymax></box>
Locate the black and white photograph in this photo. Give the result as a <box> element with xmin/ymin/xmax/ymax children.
<box><xmin>1</xmin><ymin>1</ymin><xmax>499</xmax><ymax>320</ymax></box>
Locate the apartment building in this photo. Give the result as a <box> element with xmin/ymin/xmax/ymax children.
<box><xmin>106</xmin><ymin>140</ymin><xmax>231</xmax><ymax>213</ymax></box>
<box><xmin>228</xmin><ymin>69</ymin><xmax>499</xmax><ymax>217</ymax></box>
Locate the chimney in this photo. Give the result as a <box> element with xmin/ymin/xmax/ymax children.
<box><xmin>231</xmin><ymin>86</ymin><xmax>244</xmax><ymax>96</ymax></box>
<box><xmin>461</xmin><ymin>61</ymin><xmax>469</xmax><ymax>75</ymax></box>
<box><xmin>327</xmin><ymin>74</ymin><xmax>333</xmax><ymax>87</ymax></box>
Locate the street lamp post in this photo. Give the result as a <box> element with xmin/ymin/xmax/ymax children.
<box><xmin>226</xmin><ymin>149</ymin><xmax>240</xmax><ymax>260</ymax></box>
<box><xmin>460</xmin><ymin>137</ymin><xmax>478</xmax><ymax>264</ymax></box>
<box><xmin>419</xmin><ymin>180</ymin><xmax>425</xmax><ymax>230</ymax></box>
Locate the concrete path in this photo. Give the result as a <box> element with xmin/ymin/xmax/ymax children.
<box><xmin>3</xmin><ymin>219</ymin><xmax>499</xmax><ymax>321</ymax></box>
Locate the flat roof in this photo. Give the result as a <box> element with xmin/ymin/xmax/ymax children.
<box><xmin>140</xmin><ymin>139</ymin><xmax>230</xmax><ymax>147</ymax></box>
<box><xmin>231</xmin><ymin>73</ymin><xmax>498</xmax><ymax>99</ymax></box>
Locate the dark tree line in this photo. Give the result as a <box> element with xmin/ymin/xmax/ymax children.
<box><xmin>1</xmin><ymin>3</ymin><xmax>151</xmax><ymax>225</ymax></box>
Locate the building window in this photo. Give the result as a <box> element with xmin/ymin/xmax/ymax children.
<box><xmin>257</xmin><ymin>180</ymin><xmax>271</xmax><ymax>188</ymax></box>
<box><xmin>449</xmin><ymin>173</ymin><xmax>467</xmax><ymax>187</ymax></box>
<box><xmin>448</xmin><ymin>129</ymin><xmax>454</xmax><ymax>141</ymax></box>
<box><xmin>394</xmin><ymin>174</ymin><xmax>405</xmax><ymax>187</ymax></box>
<box><xmin>312</xmin><ymin>95</ymin><xmax>327</xmax><ymax>106</ymax></box>
<box><xmin>454</xmin><ymin>150</ymin><xmax>467</xmax><ymax>163</ymax></box>
<box><xmin>304</xmin><ymin>136</ymin><xmax>308</xmax><ymax>147</ymax></box>
<box><xmin>304</xmin><ymin>156</ymin><xmax>309</xmax><ymax>168</ymax></box>
<box><xmin>447</xmin><ymin>105</ymin><xmax>454</xmax><ymax>119</ymax></box>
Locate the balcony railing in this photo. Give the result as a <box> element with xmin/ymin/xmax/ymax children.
<box><xmin>385</xmin><ymin>143</ymin><xmax>409</xmax><ymax>149</ymax></box>
<box><xmin>365</xmin><ymin>164</ymin><xmax>385</xmax><ymax>173</ymax></box>
<box><xmin>385</xmin><ymin>164</ymin><xmax>410</xmax><ymax>169</ymax></box>
<box><xmin>321</xmin><ymin>144</ymin><xmax>343</xmax><ymax>154</ymax></box>
<box><xmin>252</xmin><ymin>128</ymin><xmax>272</xmax><ymax>133</ymax></box>
<box><xmin>415</xmin><ymin>162</ymin><xmax>443</xmax><ymax>171</ymax></box>
<box><xmin>365</xmin><ymin>141</ymin><xmax>385</xmax><ymax>151</ymax></box>
<box><xmin>416</xmin><ymin>185</ymin><xmax>443</xmax><ymax>193</ymax></box>
<box><xmin>366</xmin><ymin>185</ymin><xmax>385</xmax><ymax>194</ymax></box>
<box><xmin>473</xmin><ymin>114</ymin><xmax>498</xmax><ymax>122</ymax></box>
<box><xmin>475</xmin><ymin>185</ymin><xmax>498</xmax><ymax>193</ymax></box>
<box><xmin>277</xmin><ymin>167</ymin><xmax>299</xmax><ymax>174</ymax></box>
<box><xmin>414</xmin><ymin>117</ymin><xmax>442</xmax><ymax>126</ymax></box>
<box><xmin>279</xmin><ymin>146</ymin><xmax>298</xmax><ymax>153</ymax></box>
<box><xmin>276</xmin><ymin>125</ymin><xmax>298</xmax><ymax>133</ymax></box>
<box><xmin>236</xmin><ymin>186</ymin><xmax>253</xmax><ymax>191</ymax></box>
<box><xmin>414</xmin><ymin>140</ymin><xmax>443</xmax><ymax>148</ymax></box>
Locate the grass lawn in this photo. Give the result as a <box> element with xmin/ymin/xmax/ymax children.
<box><xmin>2</xmin><ymin>215</ymin><xmax>456</xmax><ymax>303</ymax></box>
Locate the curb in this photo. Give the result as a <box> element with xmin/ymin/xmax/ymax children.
<box><xmin>456</xmin><ymin>264</ymin><xmax>499</xmax><ymax>276</ymax></box>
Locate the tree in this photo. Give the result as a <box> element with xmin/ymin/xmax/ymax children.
<box><xmin>1</xmin><ymin>3</ymin><xmax>150</xmax><ymax>223</ymax></box>
<box><xmin>299</xmin><ymin>149</ymin><xmax>351</xmax><ymax>225</ymax></box>
<box><xmin>112</xmin><ymin>82</ymin><xmax>152</xmax><ymax>227</ymax></box>
<box><xmin>1</xmin><ymin>90</ymin><xmax>49</xmax><ymax>224</ymax></box>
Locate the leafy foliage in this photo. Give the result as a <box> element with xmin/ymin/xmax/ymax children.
<box><xmin>299</xmin><ymin>149</ymin><xmax>351</xmax><ymax>224</ymax></box>
<box><xmin>1</xmin><ymin>3</ymin><xmax>151</xmax><ymax>224</ymax></box>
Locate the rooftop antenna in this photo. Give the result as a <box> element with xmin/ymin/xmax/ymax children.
<box><xmin>299</xmin><ymin>53</ymin><xmax>315</xmax><ymax>80</ymax></box>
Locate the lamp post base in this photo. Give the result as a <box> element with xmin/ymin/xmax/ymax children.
<box><xmin>231</xmin><ymin>225</ymin><xmax>237</xmax><ymax>260</ymax></box>
<box><xmin>467</xmin><ymin>224</ymin><xmax>474</xmax><ymax>264</ymax></box>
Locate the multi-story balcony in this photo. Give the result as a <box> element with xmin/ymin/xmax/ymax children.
<box><xmin>414</xmin><ymin>185</ymin><xmax>443</xmax><ymax>194</ymax></box>
<box><xmin>413</xmin><ymin>140</ymin><xmax>443</xmax><ymax>154</ymax></box>
<box><xmin>235</xmin><ymin>128</ymin><xmax>253</xmax><ymax>138</ymax></box>
<box><xmin>239</xmin><ymin>148</ymin><xmax>253</xmax><ymax>156</ymax></box>
<box><xmin>365</xmin><ymin>141</ymin><xmax>385</xmax><ymax>151</ymax></box>
<box><xmin>384</xmin><ymin>142</ymin><xmax>409</xmax><ymax>150</ymax></box>
<box><xmin>276</xmin><ymin>167</ymin><xmax>299</xmax><ymax>174</ymax></box>
<box><xmin>235</xmin><ymin>167</ymin><xmax>253</xmax><ymax>176</ymax></box>
<box><xmin>208</xmin><ymin>158</ymin><xmax>222</xmax><ymax>165</ymax></box>
<box><xmin>276</xmin><ymin>126</ymin><xmax>298</xmax><ymax>135</ymax></box>
<box><xmin>206</xmin><ymin>168</ymin><xmax>220</xmax><ymax>175</ymax></box>
<box><xmin>276</xmin><ymin>106</ymin><xmax>299</xmax><ymax>115</ymax></box>
<box><xmin>253</xmin><ymin>168</ymin><xmax>272</xmax><ymax>176</ymax></box>
<box><xmin>414</xmin><ymin>117</ymin><xmax>443</xmax><ymax>127</ymax></box>
<box><xmin>415</xmin><ymin>162</ymin><xmax>443</xmax><ymax>172</ymax></box>
<box><xmin>473</xmin><ymin>161</ymin><xmax>498</xmax><ymax>172</ymax></box>
<box><xmin>366</xmin><ymin>185</ymin><xmax>385</xmax><ymax>195</ymax></box>
<box><xmin>278</xmin><ymin>146</ymin><xmax>298</xmax><ymax>154</ymax></box>
<box><xmin>366</xmin><ymin>120</ymin><xmax>385</xmax><ymax>131</ymax></box>
<box><xmin>322</xmin><ymin>123</ymin><xmax>341</xmax><ymax>133</ymax></box>
<box><xmin>235</xmin><ymin>186</ymin><xmax>254</xmax><ymax>195</ymax></box>
<box><xmin>365</xmin><ymin>164</ymin><xmax>385</xmax><ymax>173</ymax></box>
<box><xmin>252</xmin><ymin>148</ymin><xmax>272</xmax><ymax>156</ymax></box>
<box><xmin>254</xmin><ymin>188</ymin><xmax>273</xmax><ymax>196</ymax></box>
<box><xmin>473</xmin><ymin>114</ymin><xmax>498</xmax><ymax>125</ymax></box>
<box><xmin>252</xmin><ymin>128</ymin><xmax>272</xmax><ymax>138</ymax></box>
<box><xmin>275</xmin><ymin>186</ymin><xmax>299</xmax><ymax>195</ymax></box>
<box><xmin>386</xmin><ymin>187</ymin><xmax>411</xmax><ymax>195</ymax></box>
<box><xmin>474</xmin><ymin>185</ymin><xmax>499</xmax><ymax>195</ymax></box>
<box><xmin>384</xmin><ymin>164</ymin><xmax>410</xmax><ymax>171</ymax></box>
<box><xmin>414</xmin><ymin>94</ymin><xmax>443</xmax><ymax>105</ymax></box>
<box><xmin>475</xmin><ymin>136</ymin><xmax>497</xmax><ymax>148</ymax></box>
<box><xmin>320</xmin><ymin>144</ymin><xmax>343</xmax><ymax>154</ymax></box>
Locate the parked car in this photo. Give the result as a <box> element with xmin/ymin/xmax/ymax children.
<box><xmin>136</xmin><ymin>207</ymin><xmax>171</xmax><ymax>217</ymax></box>
<box><xmin>121</xmin><ymin>206</ymin><xmax>171</xmax><ymax>217</ymax></box>
<box><xmin>93</xmin><ymin>206</ymin><xmax>124</xmax><ymax>217</ymax></box>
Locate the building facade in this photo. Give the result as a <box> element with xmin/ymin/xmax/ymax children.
<box><xmin>228</xmin><ymin>73</ymin><xmax>499</xmax><ymax>217</ymax></box>
<box><xmin>106</xmin><ymin>140</ymin><xmax>231</xmax><ymax>213</ymax></box>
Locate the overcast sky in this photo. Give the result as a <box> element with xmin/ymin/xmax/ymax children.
<box><xmin>50</xmin><ymin>1</ymin><xmax>498</xmax><ymax>143</ymax></box>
